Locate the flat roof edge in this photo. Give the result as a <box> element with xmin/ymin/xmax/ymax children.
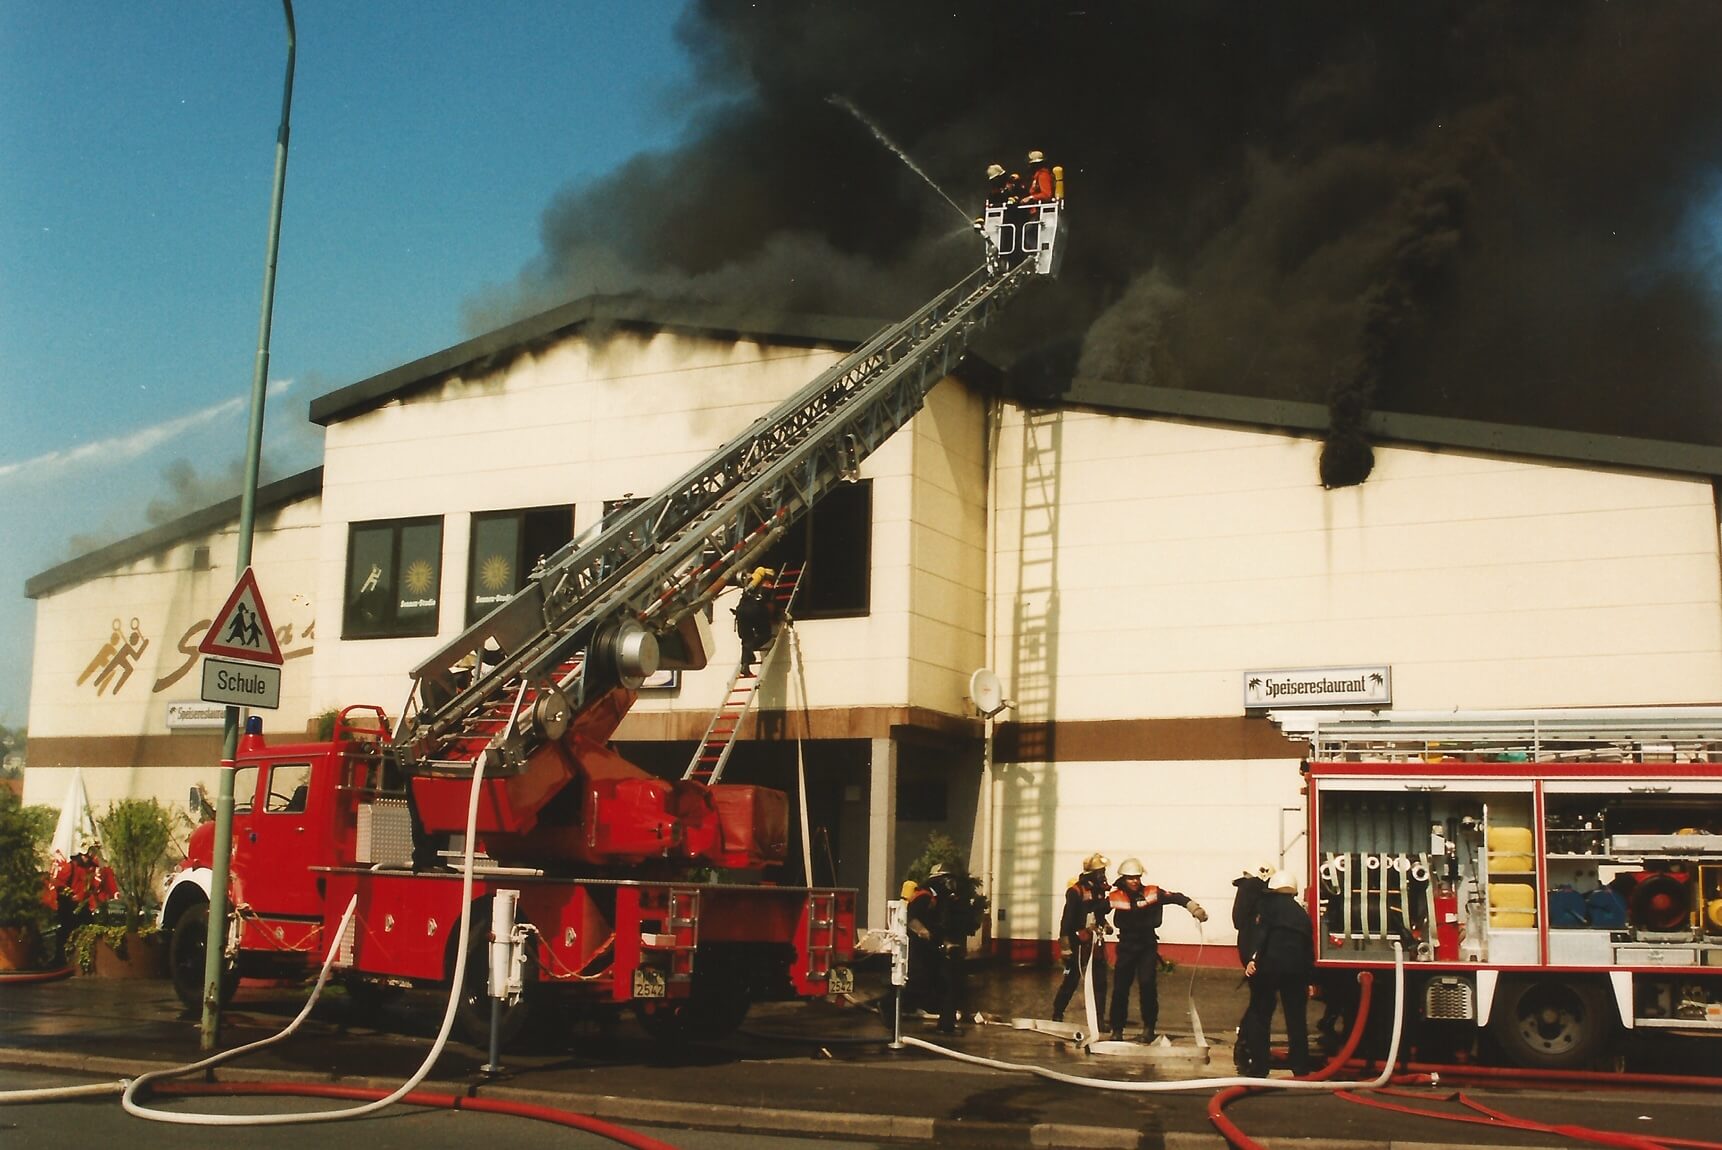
<box><xmin>309</xmin><ymin>295</ymin><xmax>884</xmax><ymax>427</ymax></box>
<box><xmin>1059</xmin><ymin>378</ymin><xmax>1722</xmax><ymax>479</ymax></box>
<box><xmin>24</xmin><ymin>467</ymin><xmax>324</xmax><ymax>600</ymax></box>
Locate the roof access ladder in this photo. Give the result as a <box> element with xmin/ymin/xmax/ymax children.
<box><xmin>395</xmin><ymin>258</ymin><xmax>1044</xmax><ymax>775</ymax></box>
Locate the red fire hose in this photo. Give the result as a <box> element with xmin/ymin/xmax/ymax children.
<box><xmin>1205</xmin><ymin>968</ymin><xmax>1378</xmax><ymax>1150</ymax></box>
<box><xmin>0</xmin><ymin>966</ymin><xmax>74</xmax><ymax>985</ymax></box>
<box><xmin>1209</xmin><ymin>965</ymin><xmax>1722</xmax><ymax>1150</ymax></box>
<box><xmin>146</xmin><ymin>1080</ymin><xmax>682</xmax><ymax>1150</ymax></box>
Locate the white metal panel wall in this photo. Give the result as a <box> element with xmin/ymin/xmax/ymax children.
<box><xmin>988</xmin><ymin>406</ymin><xmax>1722</xmax><ymax>945</ymax></box>
<box><xmin>990</xmin><ymin>410</ymin><xmax>1722</xmax><ymax>719</ymax></box>
<box><xmin>995</xmin><ymin>757</ymin><xmax>1306</xmax><ymax>949</ymax></box>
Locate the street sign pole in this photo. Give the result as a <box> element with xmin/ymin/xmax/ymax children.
<box><xmin>203</xmin><ymin>0</ymin><xmax>295</xmax><ymax>1052</ymax></box>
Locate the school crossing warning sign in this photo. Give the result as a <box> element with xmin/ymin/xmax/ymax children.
<box><xmin>198</xmin><ymin>567</ymin><xmax>284</xmax><ymax>666</ymax></box>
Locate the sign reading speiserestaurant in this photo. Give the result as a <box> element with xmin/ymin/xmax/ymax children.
<box><xmin>1244</xmin><ymin>665</ymin><xmax>1391</xmax><ymax>709</ymax></box>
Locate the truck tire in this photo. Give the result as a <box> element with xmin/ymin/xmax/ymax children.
<box><xmin>1489</xmin><ymin>979</ymin><xmax>1612</xmax><ymax>1069</ymax></box>
<box><xmin>169</xmin><ymin>903</ymin><xmax>237</xmax><ymax>1011</ymax></box>
<box><xmin>454</xmin><ymin>922</ymin><xmax>538</xmax><ymax>1049</ymax></box>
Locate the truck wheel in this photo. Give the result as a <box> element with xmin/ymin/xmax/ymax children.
<box><xmin>1489</xmin><ymin>979</ymin><xmax>1611</xmax><ymax>1069</ymax></box>
<box><xmin>169</xmin><ymin>903</ymin><xmax>237</xmax><ymax>1011</ymax></box>
<box><xmin>454</xmin><ymin>925</ymin><xmax>537</xmax><ymax>1049</ymax></box>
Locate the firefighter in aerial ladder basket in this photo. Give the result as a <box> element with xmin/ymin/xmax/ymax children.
<box><xmin>1020</xmin><ymin>149</ymin><xmax>1059</xmax><ymax>203</ymax></box>
<box><xmin>984</xmin><ymin>162</ymin><xmax>1021</xmax><ymax>209</ymax></box>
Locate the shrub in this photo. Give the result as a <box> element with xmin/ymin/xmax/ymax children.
<box><xmin>0</xmin><ymin>790</ymin><xmax>49</xmax><ymax>932</ymax></box>
<box><xmin>95</xmin><ymin>798</ymin><xmax>175</xmax><ymax>932</ymax></box>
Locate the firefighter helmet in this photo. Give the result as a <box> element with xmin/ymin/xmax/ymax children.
<box><xmin>1117</xmin><ymin>857</ymin><xmax>1145</xmax><ymax>878</ymax></box>
<box><xmin>1082</xmin><ymin>852</ymin><xmax>1109</xmax><ymax>874</ymax></box>
<box><xmin>1269</xmin><ymin>870</ymin><xmax>1298</xmax><ymax>893</ymax></box>
<box><xmin>1027</xmin><ymin>149</ymin><xmax>1046</xmax><ymax>164</ymax></box>
<box><xmin>986</xmin><ymin>162</ymin><xmax>1005</xmax><ymax>178</ymax></box>
<box><xmin>927</xmin><ymin>863</ymin><xmax>948</xmax><ymax>879</ymax></box>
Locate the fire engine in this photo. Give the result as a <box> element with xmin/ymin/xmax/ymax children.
<box><xmin>157</xmin><ymin>206</ymin><xmax>1065</xmax><ymax>1048</ymax></box>
<box><xmin>1276</xmin><ymin>707</ymin><xmax>1722</xmax><ymax>1069</ymax></box>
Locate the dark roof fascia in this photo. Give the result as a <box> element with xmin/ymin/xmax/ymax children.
<box><xmin>24</xmin><ymin>467</ymin><xmax>325</xmax><ymax>600</ymax></box>
<box><xmin>1058</xmin><ymin>377</ymin><xmax>1722</xmax><ymax>480</ymax></box>
<box><xmin>309</xmin><ymin>295</ymin><xmax>888</xmax><ymax>427</ymax></box>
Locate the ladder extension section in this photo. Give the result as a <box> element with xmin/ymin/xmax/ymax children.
<box><xmin>1274</xmin><ymin>707</ymin><xmax>1722</xmax><ymax>764</ymax></box>
<box><xmin>683</xmin><ymin>564</ymin><xmax>805</xmax><ymax>784</ymax></box>
<box><xmin>398</xmin><ymin>261</ymin><xmax>1038</xmax><ymax>770</ymax></box>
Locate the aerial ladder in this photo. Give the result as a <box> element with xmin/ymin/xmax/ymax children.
<box><xmin>683</xmin><ymin>562</ymin><xmax>806</xmax><ymax>786</ymax></box>
<box><xmin>390</xmin><ymin>239</ymin><xmax>1059</xmax><ymax>850</ymax></box>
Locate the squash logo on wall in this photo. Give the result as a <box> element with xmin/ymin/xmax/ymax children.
<box><xmin>76</xmin><ymin>617</ymin><xmax>151</xmax><ymax>696</ymax></box>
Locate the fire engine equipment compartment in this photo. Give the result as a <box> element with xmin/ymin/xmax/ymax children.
<box><xmin>1314</xmin><ymin>786</ymin><xmax>1539</xmax><ymax>964</ymax></box>
<box><xmin>1282</xmin><ymin>708</ymin><xmax>1722</xmax><ymax>1064</ymax></box>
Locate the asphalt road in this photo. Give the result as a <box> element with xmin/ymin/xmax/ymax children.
<box><xmin>0</xmin><ymin>1069</ymin><xmax>897</xmax><ymax>1150</ymax></box>
<box><xmin>3</xmin><ymin>967</ymin><xmax>1720</xmax><ymax>1149</ymax></box>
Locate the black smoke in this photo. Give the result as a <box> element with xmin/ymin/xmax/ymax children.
<box><xmin>477</xmin><ymin>1</ymin><xmax>1722</xmax><ymax>479</ymax></box>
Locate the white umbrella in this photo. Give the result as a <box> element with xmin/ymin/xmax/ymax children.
<box><xmin>49</xmin><ymin>767</ymin><xmax>96</xmax><ymax>858</ymax></box>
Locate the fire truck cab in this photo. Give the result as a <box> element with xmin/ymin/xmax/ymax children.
<box><xmin>1277</xmin><ymin>708</ymin><xmax>1722</xmax><ymax>1069</ymax></box>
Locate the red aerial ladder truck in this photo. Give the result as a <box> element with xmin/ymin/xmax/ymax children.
<box><xmin>158</xmin><ymin>213</ymin><xmax>1064</xmax><ymax>1047</ymax></box>
<box><xmin>1277</xmin><ymin>707</ymin><xmax>1722</xmax><ymax>1069</ymax></box>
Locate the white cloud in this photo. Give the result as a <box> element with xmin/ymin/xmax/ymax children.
<box><xmin>0</xmin><ymin>380</ymin><xmax>295</xmax><ymax>485</ymax></box>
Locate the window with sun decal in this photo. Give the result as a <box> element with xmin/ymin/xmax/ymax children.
<box><xmin>342</xmin><ymin>516</ymin><xmax>444</xmax><ymax>639</ymax></box>
<box><xmin>466</xmin><ymin>505</ymin><xmax>573</xmax><ymax>625</ymax></box>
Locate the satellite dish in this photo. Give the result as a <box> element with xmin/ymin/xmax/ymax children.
<box><xmin>969</xmin><ymin>668</ymin><xmax>1007</xmax><ymax>718</ymax></box>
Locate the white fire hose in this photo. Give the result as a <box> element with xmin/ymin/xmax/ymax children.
<box><xmin>0</xmin><ymin>748</ymin><xmax>500</xmax><ymax>1127</ymax></box>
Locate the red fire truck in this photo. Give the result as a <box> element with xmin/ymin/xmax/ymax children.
<box><xmin>1277</xmin><ymin>708</ymin><xmax>1722</xmax><ymax>1069</ymax></box>
<box><xmin>157</xmin><ymin>228</ymin><xmax>1061</xmax><ymax>1048</ymax></box>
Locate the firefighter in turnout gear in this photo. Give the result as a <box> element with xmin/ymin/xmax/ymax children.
<box><xmin>1106</xmin><ymin>857</ymin><xmax>1206</xmax><ymax>1042</ymax></box>
<box><xmin>1240</xmin><ymin>870</ymin><xmax>1315</xmax><ymax>1076</ymax></box>
<box><xmin>907</xmin><ymin>863</ymin><xmax>987</xmax><ymax>1034</ymax></box>
<box><xmin>1051</xmin><ymin>852</ymin><xmax>1112</xmax><ymax>1022</ymax></box>
<box><xmin>733</xmin><ymin>565</ymin><xmax>777</xmax><ymax>670</ymax></box>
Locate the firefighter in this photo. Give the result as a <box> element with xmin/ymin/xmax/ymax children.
<box><xmin>984</xmin><ymin>162</ymin><xmax>1020</xmax><ymax>209</ymax></box>
<box><xmin>1240</xmin><ymin>870</ymin><xmax>1315</xmax><ymax>1076</ymax></box>
<box><xmin>1105</xmin><ymin>857</ymin><xmax>1207</xmax><ymax>1042</ymax></box>
<box><xmin>733</xmin><ymin>565</ymin><xmax>776</xmax><ymax>669</ymax></box>
<box><xmin>1231</xmin><ymin>864</ymin><xmax>1274</xmax><ymax>966</ymax></box>
<box><xmin>907</xmin><ymin>863</ymin><xmax>986</xmax><ymax>1034</ymax></box>
<box><xmin>1051</xmin><ymin>852</ymin><xmax>1112</xmax><ymax>1022</ymax></box>
<box><xmin>1229</xmin><ymin>863</ymin><xmax>1274</xmax><ymax>1075</ymax></box>
<box><xmin>1021</xmin><ymin>149</ymin><xmax>1056</xmax><ymax>203</ymax></box>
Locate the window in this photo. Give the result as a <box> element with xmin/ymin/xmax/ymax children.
<box><xmin>263</xmin><ymin>763</ymin><xmax>312</xmax><ymax>814</ymax></box>
<box><xmin>343</xmin><ymin>517</ymin><xmax>444</xmax><ymax>639</ymax></box>
<box><xmin>767</xmin><ymin>480</ymin><xmax>871</xmax><ymax>618</ymax></box>
<box><xmin>467</xmin><ymin>505</ymin><xmax>574</xmax><ymax>624</ymax></box>
<box><xmin>233</xmin><ymin>765</ymin><xmax>258</xmax><ymax>815</ymax></box>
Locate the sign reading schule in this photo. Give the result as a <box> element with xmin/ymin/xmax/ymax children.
<box><xmin>1244</xmin><ymin>666</ymin><xmax>1391</xmax><ymax>709</ymax></box>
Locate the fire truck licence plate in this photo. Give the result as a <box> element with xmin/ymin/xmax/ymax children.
<box><xmin>632</xmin><ymin>968</ymin><xmax>667</xmax><ymax>999</ymax></box>
<box><xmin>828</xmin><ymin>967</ymin><xmax>854</xmax><ymax>995</ymax></box>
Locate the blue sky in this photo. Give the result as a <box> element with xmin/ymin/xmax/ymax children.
<box><xmin>0</xmin><ymin>2</ymin><xmax>697</xmax><ymax>724</ymax></box>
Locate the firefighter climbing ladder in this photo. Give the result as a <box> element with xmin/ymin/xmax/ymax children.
<box><xmin>396</xmin><ymin>258</ymin><xmax>1042</xmax><ymax>774</ymax></box>
<box><xmin>683</xmin><ymin>564</ymin><xmax>807</xmax><ymax>785</ymax></box>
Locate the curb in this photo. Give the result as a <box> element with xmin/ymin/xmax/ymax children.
<box><xmin>0</xmin><ymin>1047</ymin><xmax>1568</xmax><ymax>1150</ymax></box>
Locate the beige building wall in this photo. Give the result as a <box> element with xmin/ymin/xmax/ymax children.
<box><xmin>312</xmin><ymin>329</ymin><xmax>975</xmax><ymax>725</ymax></box>
<box><xmin>24</xmin><ymin>496</ymin><xmax>322</xmax><ymax>817</ymax></box>
<box><xmin>989</xmin><ymin>407</ymin><xmax>1722</xmax><ymax>948</ymax></box>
